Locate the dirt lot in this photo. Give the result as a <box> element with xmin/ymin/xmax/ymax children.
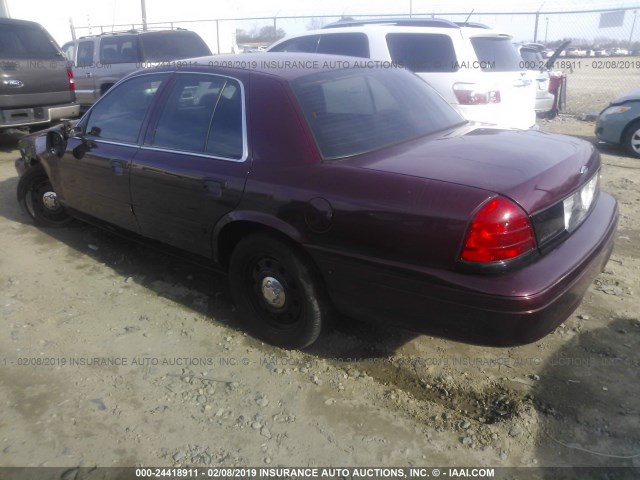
<box><xmin>0</xmin><ymin>117</ymin><xmax>639</xmax><ymax>474</ymax></box>
<box><xmin>562</xmin><ymin>56</ymin><xmax>640</xmax><ymax>115</ymax></box>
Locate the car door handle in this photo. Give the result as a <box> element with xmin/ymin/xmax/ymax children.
<box><xmin>203</xmin><ymin>179</ymin><xmax>225</xmax><ymax>198</ymax></box>
<box><xmin>110</xmin><ymin>159</ymin><xmax>129</xmax><ymax>176</ymax></box>
<box><xmin>85</xmin><ymin>72</ymin><xmax>93</xmax><ymax>78</ymax></box>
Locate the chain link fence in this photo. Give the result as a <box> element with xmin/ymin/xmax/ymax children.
<box><xmin>74</xmin><ymin>6</ymin><xmax>640</xmax><ymax>115</ymax></box>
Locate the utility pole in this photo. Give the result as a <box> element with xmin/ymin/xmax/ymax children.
<box><xmin>141</xmin><ymin>0</ymin><xmax>148</xmax><ymax>31</ymax></box>
<box><xmin>629</xmin><ymin>10</ymin><xmax>637</xmax><ymax>50</ymax></box>
<box><xmin>545</xmin><ymin>17</ymin><xmax>549</xmax><ymax>43</ymax></box>
<box><xmin>69</xmin><ymin>17</ymin><xmax>77</xmax><ymax>41</ymax></box>
<box><xmin>0</xmin><ymin>0</ymin><xmax>10</xmax><ymax>18</ymax></box>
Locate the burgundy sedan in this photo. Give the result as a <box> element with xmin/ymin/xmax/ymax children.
<box><xmin>15</xmin><ymin>53</ymin><xmax>618</xmax><ymax>349</ymax></box>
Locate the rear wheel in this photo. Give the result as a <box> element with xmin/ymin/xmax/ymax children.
<box><xmin>229</xmin><ymin>233</ymin><xmax>329</xmax><ymax>349</ymax></box>
<box><xmin>17</xmin><ymin>165</ymin><xmax>72</xmax><ymax>227</ymax></box>
<box><xmin>623</xmin><ymin>120</ymin><xmax>640</xmax><ymax>158</ymax></box>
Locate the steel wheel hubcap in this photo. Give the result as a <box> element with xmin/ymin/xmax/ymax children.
<box><xmin>42</xmin><ymin>191</ymin><xmax>59</xmax><ymax>211</ymax></box>
<box><xmin>261</xmin><ymin>276</ymin><xmax>286</xmax><ymax>308</ymax></box>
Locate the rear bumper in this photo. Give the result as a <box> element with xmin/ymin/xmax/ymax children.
<box><xmin>0</xmin><ymin>103</ymin><xmax>79</xmax><ymax>129</ymax></box>
<box><xmin>535</xmin><ymin>94</ymin><xmax>555</xmax><ymax>113</ymax></box>
<box><xmin>308</xmin><ymin>192</ymin><xmax>618</xmax><ymax>345</ymax></box>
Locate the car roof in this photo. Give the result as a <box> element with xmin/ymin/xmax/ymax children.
<box><xmin>0</xmin><ymin>17</ymin><xmax>43</xmax><ymax>27</ymax></box>
<box><xmin>273</xmin><ymin>24</ymin><xmax>511</xmax><ymax>40</ymax></box>
<box><xmin>129</xmin><ymin>52</ymin><xmax>382</xmax><ymax>81</ymax></box>
<box><xmin>322</xmin><ymin>18</ymin><xmax>491</xmax><ymax>29</ymax></box>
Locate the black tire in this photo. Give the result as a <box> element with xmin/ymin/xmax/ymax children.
<box><xmin>623</xmin><ymin>120</ymin><xmax>640</xmax><ymax>158</ymax></box>
<box><xmin>17</xmin><ymin>165</ymin><xmax>72</xmax><ymax>227</ymax></box>
<box><xmin>229</xmin><ymin>233</ymin><xmax>329</xmax><ymax>349</ymax></box>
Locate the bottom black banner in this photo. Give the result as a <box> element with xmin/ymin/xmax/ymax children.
<box><xmin>0</xmin><ymin>467</ymin><xmax>637</xmax><ymax>480</ymax></box>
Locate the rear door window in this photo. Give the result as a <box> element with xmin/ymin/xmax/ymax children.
<box><xmin>100</xmin><ymin>36</ymin><xmax>139</xmax><ymax>64</ymax></box>
<box><xmin>470</xmin><ymin>37</ymin><xmax>524</xmax><ymax>72</ymax></box>
<box><xmin>386</xmin><ymin>33</ymin><xmax>458</xmax><ymax>72</ymax></box>
<box><xmin>0</xmin><ymin>23</ymin><xmax>60</xmax><ymax>59</ymax></box>
<box><xmin>150</xmin><ymin>74</ymin><xmax>244</xmax><ymax>160</ymax></box>
<box><xmin>269</xmin><ymin>36</ymin><xmax>319</xmax><ymax>53</ymax></box>
<box><xmin>317</xmin><ymin>33</ymin><xmax>370</xmax><ymax>58</ymax></box>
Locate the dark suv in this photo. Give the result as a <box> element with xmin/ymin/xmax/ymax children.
<box><xmin>62</xmin><ymin>29</ymin><xmax>211</xmax><ymax>107</ymax></box>
<box><xmin>0</xmin><ymin>18</ymin><xmax>79</xmax><ymax>131</ymax></box>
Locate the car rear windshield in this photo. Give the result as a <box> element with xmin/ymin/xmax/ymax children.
<box><xmin>291</xmin><ymin>68</ymin><xmax>464</xmax><ymax>159</ymax></box>
<box><xmin>470</xmin><ymin>37</ymin><xmax>523</xmax><ymax>72</ymax></box>
<box><xmin>0</xmin><ymin>23</ymin><xmax>60</xmax><ymax>60</ymax></box>
<box><xmin>140</xmin><ymin>32</ymin><xmax>211</xmax><ymax>62</ymax></box>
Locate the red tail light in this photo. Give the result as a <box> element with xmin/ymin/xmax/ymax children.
<box><xmin>453</xmin><ymin>83</ymin><xmax>500</xmax><ymax>105</ymax></box>
<box><xmin>460</xmin><ymin>196</ymin><xmax>536</xmax><ymax>263</ymax></box>
<box><xmin>67</xmin><ymin>68</ymin><xmax>75</xmax><ymax>91</ymax></box>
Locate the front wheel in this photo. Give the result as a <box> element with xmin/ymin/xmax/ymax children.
<box><xmin>229</xmin><ymin>233</ymin><xmax>330</xmax><ymax>349</ymax></box>
<box><xmin>623</xmin><ymin>120</ymin><xmax>640</xmax><ymax>158</ymax></box>
<box><xmin>17</xmin><ymin>165</ymin><xmax>72</xmax><ymax>227</ymax></box>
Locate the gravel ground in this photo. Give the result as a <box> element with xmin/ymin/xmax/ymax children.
<box><xmin>0</xmin><ymin>117</ymin><xmax>639</xmax><ymax>472</ymax></box>
<box><xmin>561</xmin><ymin>56</ymin><xmax>640</xmax><ymax>115</ymax></box>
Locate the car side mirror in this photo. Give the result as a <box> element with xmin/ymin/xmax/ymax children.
<box><xmin>70</xmin><ymin>127</ymin><xmax>97</xmax><ymax>160</ymax></box>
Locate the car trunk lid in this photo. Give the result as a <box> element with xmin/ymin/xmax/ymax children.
<box><xmin>344</xmin><ymin>125</ymin><xmax>600</xmax><ymax>215</ymax></box>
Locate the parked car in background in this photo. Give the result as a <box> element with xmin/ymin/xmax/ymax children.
<box><xmin>268</xmin><ymin>18</ymin><xmax>537</xmax><ymax>129</ymax></box>
<box><xmin>0</xmin><ymin>18</ymin><xmax>79</xmax><ymax>132</ymax></box>
<box><xmin>61</xmin><ymin>29</ymin><xmax>211</xmax><ymax>107</ymax></box>
<box><xmin>515</xmin><ymin>43</ymin><xmax>554</xmax><ymax>117</ymax></box>
<box><xmin>610</xmin><ymin>48</ymin><xmax>630</xmax><ymax>56</ymax></box>
<box><xmin>516</xmin><ymin>41</ymin><xmax>570</xmax><ymax>119</ymax></box>
<box><xmin>15</xmin><ymin>53</ymin><xmax>617</xmax><ymax>349</ymax></box>
<box><xmin>566</xmin><ymin>47</ymin><xmax>588</xmax><ymax>57</ymax></box>
<box><xmin>596</xmin><ymin>88</ymin><xmax>640</xmax><ymax>158</ymax></box>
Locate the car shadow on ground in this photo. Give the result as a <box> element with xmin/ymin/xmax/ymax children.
<box><xmin>533</xmin><ymin>318</ymin><xmax>640</xmax><ymax>476</ymax></box>
<box><xmin>0</xmin><ymin>172</ymin><xmax>425</xmax><ymax>357</ymax></box>
<box><xmin>0</xmin><ymin>162</ymin><xmax>528</xmax><ymax>362</ymax></box>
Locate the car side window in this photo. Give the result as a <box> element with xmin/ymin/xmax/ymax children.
<box><xmin>386</xmin><ymin>33</ymin><xmax>458</xmax><ymax>72</ymax></box>
<box><xmin>317</xmin><ymin>33</ymin><xmax>370</xmax><ymax>58</ymax></box>
<box><xmin>76</xmin><ymin>41</ymin><xmax>94</xmax><ymax>67</ymax></box>
<box><xmin>151</xmin><ymin>75</ymin><xmax>227</xmax><ymax>153</ymax></box>
<box><xmin>205</xmin><ymin>80</ymin><xmax>244</xmax><ymax>160</ymax></box>
<box><xmin>269</xmin><ymin>36</ymin><xmax>319</xmax><ymax>53</ymax></box>
<box><xmin>85</xmin><ymin>74</ymin><xmax>167</xmax><ymax>143</ymax></box>
<box><xmin>150</xmin><ymin>74</ymin><xmax>244</xmax><ymax>160</ymax></box>
<box><xmin>100</xmin><ymin>36</ymin><xmax>139</xmax><ymax>64</ymax></box>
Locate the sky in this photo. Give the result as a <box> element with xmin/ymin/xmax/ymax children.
<box><xmin>5</xmin><ymin>0</ymin><xmax>640</xmax><ymax>48</ymax></box>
